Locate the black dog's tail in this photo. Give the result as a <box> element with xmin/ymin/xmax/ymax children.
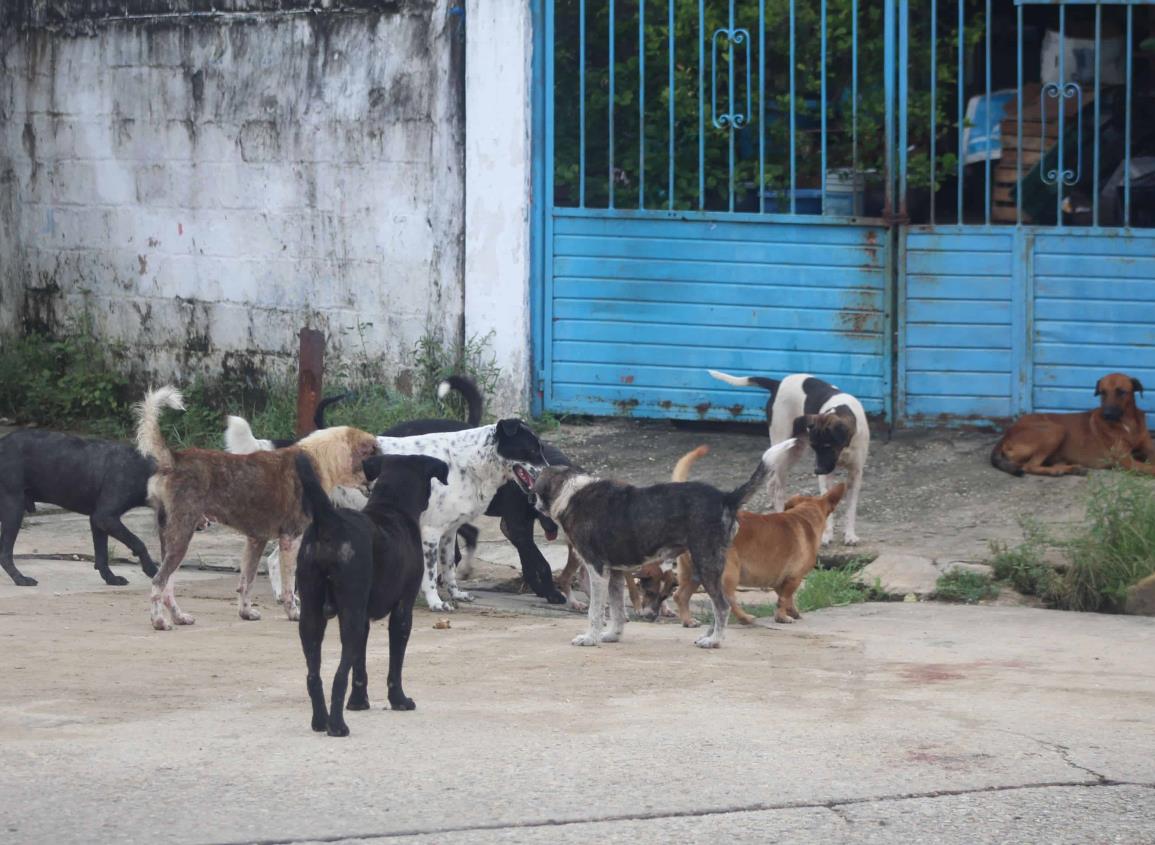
<box><xmin>708</xmin><ymin>369</ymin><xmax>781</xmax><ymax>394</ymax></box>
<box><xmin>296</xmin><ymin>453</ymin><xmax>340</xmax><ymax>533</ymax></box>
<box><xmin>724</xmin><ymin>438</ymin><xmax>800</xmax><ymax>512</ymax></box>
<box><xmin>438</xmin><ymin>375</ymin><xmax>484</xmax><ymax>426</ymax></box>
<box><xmin>312</xmin><ymin>392</ymin><xmax>351</xmax><ymax>431</ymax></box>
<box><xmin>989</xmin><ymin>438</ymin><xmax>1025</xmax><ymax>477</ymax></box>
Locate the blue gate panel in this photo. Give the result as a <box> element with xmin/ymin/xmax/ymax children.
<box><xmin>1032</xmin><ymin>232</ymin><xmax>1155</xmax><ymax>428</ymax></box>
<box><xmin>901</xmin><ymin>230</ymin><xmax>1016</xmax><ymax>421</ymax></box>
<box><xmin>545</xmin><ymin>212</ymin><xmax>889</xmax><ymax>421</ymax></box>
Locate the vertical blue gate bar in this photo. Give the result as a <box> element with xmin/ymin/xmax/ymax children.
<box><xmin>1124</xmin><ymin>2</ymin><xmax>1133</xmax><ymax>226</ymax></box>
<box><xmin>984</xmin><ymin>0</ymin><xmax>991</xmax><ymax>226</ymax></box>
<box><xmin>928</xmin><ymin>0</ymin><xmax>935</xmax><ymax>225</ymax></box>
<box><xmin>538</xmin><ymin>0</ymin><xmax>556</xmax><ymax>413</ymax></box>
<box><xmin>1093</xmin><ymin>2</ymin><xmax>1101</xmax><ymax>228</ymax></box>
<box><xmin>851</xmin><ymin>0</ymin><xmax>858</xmax><ymax>182</ymax></box>
<box><xmin>1016</xmin><ymin>2</ymin><xmax>1023</xmax><ymax>225</ymax></box>
<box><xmin>698</xmin><ymin>0</ymin><xmax>704</xmax><ymax>209</ymax></box>
<box><xmin>884</xmin><ymin>0</ymin><xmax>894</xmax><ymax>215</ymax></box>
<box><xmin>727</xmin><ymin>0</ymin><xmax>736</xmax><ymax>212</ymax></box>
<box><xmin>639</xmin><ymin>0</ymin><xmax>645</xmax><ymax>209</ymax></box>
<box><xmin>956</xmin><ymin>0</ymin><xmax>963</xmax><ymax>223</ymax></box>
<box><xmin>758</xmin><ymin>0</ymin><xmax>765</xmax><ymax>214</ymax></box>
<box><xmin>898</xmin><ymin>0</ymin><xmax>908</xmax><ymax>217</ymax></box>
<box><xmin>579</xmin><ymin>0</ymin><xmax>585</xmax><ymax>208</ymax></box>
<box><xmin>820</xmin><ymin>0</ymin><xmax>827</xmax><ymax>209</ymax></box>
<box><xmin>789</xmin><ymin>0</ymin><xmax>796</xmax><ymax>214</ymax></box>
<box><xmin>1056</xmin><ymin>4</ymin><xmax>1065</xmax><ymax>227</ymax></box>
<box><xmin>668</xmin><ymin>0</ymin><xmax>674</xmax><ymax>210</ymax></box>
<box><xmin>608</xmin><ymin>0</ymin><xmax>616</xmax><ymax>209</ymax></box>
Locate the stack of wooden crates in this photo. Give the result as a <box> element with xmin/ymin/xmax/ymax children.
<box><xmin>992</xmin><ymin>82</ymin><xmax>1092</xmax><ymax>223</ymax></box>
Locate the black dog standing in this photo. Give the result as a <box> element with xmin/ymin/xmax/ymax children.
<box><xmin>0</xmin><ymin>430</ymin><xmax>160</xmax><ymax>586</ymax></box>
<box><xmin>295</xmin><ymin>452</ymin><xmax>449</xmax><ymax>737</ymax></box>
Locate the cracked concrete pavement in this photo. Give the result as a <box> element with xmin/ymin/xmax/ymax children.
<box><xmin>2</xmin><ymin>421</ymin><xmax>1154</xmax><ymax>843</ymax></box>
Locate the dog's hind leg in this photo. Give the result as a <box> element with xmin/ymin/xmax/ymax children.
<box><xmin>672</xmin><ymin>553</ymin><xmax>700</xmax><ymax>628</ymax></box>
<box><xmin>277</xmin><ymin>536</ymin><xmax>302</xmax><ymax>621</ymax></box>
<box><xmin>602</xmin><ymin>570</ymin><xmax>628</xmax><ymax>643</ymax></box>
<box><xmin>386</xmin><ymin>601</ymin><xmax>417</xmax><ymax>710</ymax></box>
<box><xmin>0</xmin><ymin>495</ymin><xmax>36</xmax><ymax>587</ymax></box>
<box><xmin>572</xmin><ymin>561</ymin><xmax>608</xmax><ymax>647</ymax></box>
<box><xmin>238</xmin><ymin>537</ymin><xmax>267</xmax><ymax>621</ymax></box>
<box><xmin>776</xmin><ymin>576</ymin><xmax>804</xmax><ymax>623</ymax></box>
<box><xmin>326</xmin><ymin>609</ymin><xmax>367</xmax><ymax>737</ymax></box>
<box><xmin>500</xmin><ymin>514</ymin><xmax>567</xmax><ymax>605</ymax></box>
<box><xmin>441</xmin><ymin>533</ymin><xmax>473</xmax><ymax>604</ymax></box>
<box><xmin>151</xmin><ymin>517</ymin><xmax>198</xmax><ymax>630</ymax></box>
<box><xmin>297</xmin><ymin>566</ymin><xmax>330</xmax><ymax>733</ymax></box>
<box><xmin>92</xmin><ymin>512</ymin><xmax>159</xmax><ymax>579</ymax></box>
<box><xmin>88</xmin><ymin>518</ymin><xmax>129</xmax><ymax>586</ymax></box>
<box><xmin>346</xmin><ymin>620</ymin><xmax>371</xmax><ymax>711</ymax></box>
<box><xmin>692</xmin><ymin>555</ymin><xmax>730</xmax><ymax>649</ymax></box>
<box><xmin>455</xmin><ymin>524</ymin><xmax>479</xmax><ymax>580</ymax></box>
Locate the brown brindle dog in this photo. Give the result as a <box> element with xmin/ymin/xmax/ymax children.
<box><xmin>990</xmin><ymin>373</ymin><xmax>1154</xmax><ymax>477</ymax></box>
<box><xmin>666</xmin><ymin>446</ymin><xmax>844</xmax><ymax>626</ymax></box>
<box><xmin>134</xmin><ymin>386</ymin><xmax>380</xmax><ymax>630</ymax></box>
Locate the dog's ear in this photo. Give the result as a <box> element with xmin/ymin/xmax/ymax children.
<box><xmin>427</xmin><ymin>457</ymin><xmax>450</xmax><ymax>487</ymax></box>
<box><xmin>792</xmin><ymin>415</ymin><xmax>816</xmax><ymax>438</ymax></box>
<box><xmin>1094</xmin><ymin>378</ymin><xmax>1104</xmax><ymax>397</ymax></box>
<box><xmin>362</xmin><ymin>455</ymin><xmax>385</xmax><ymax>482</ymax></box>
<box><xmin>1132</xmin><ymin>378</ymin><xmax>1144</xmax><ymax>397</ymax></box>
<box><xmin>498</xmin><ymin>418</ymin><xmax>522</xmax><ymax>437</ymax></box>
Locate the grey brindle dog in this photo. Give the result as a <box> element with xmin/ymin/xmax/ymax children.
<box><xmin>526</xmin><ymin>439</ymin><xmax>797</xmax><ymax>649</ymax></box>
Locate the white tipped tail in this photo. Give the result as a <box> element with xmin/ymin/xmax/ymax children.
<box><xmin>437</xmin><ymin>380</ymin><xmax>451</xmax><ymax>400</ymax></box>
<box><xmin>707</xmin><ymin>369</ymin><xmax>752</xmax><ymax>387</ymax></box>
<box><xmin>134</xmin><ymin>386</ymin><xmax>184</xmax><ymax>471</ymax></box>
<box><xmin>224</xmin><ymin>415</ymin><xmax>272</xmax><ymax>454</ymax></box>
<box><xmin>760</xmin><ymin>437</ymin><xmax>799</xmax><ymax>471</ymax></box>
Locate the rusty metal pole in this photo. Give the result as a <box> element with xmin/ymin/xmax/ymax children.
<box><xmin>296</xmin><ymin>328</ymin><xmax>324</xmax><ymax>438</ymax></box>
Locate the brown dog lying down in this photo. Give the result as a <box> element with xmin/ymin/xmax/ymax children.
<box><xmin>990</xmin><ymin>373</ymin><xmax>1154</xmax><ymax>477</ymax></box>
<box><xmin>134</xmin><ymin>386</ymin><xmax>380</xmax><ymax>630</ymax></box>
<box><xmin>666</xmin><ymin>445</ymin><xmax>844</xmax><ymax>626</ymax></box>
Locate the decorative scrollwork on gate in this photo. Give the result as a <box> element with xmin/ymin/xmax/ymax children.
<box><xmin>710</xmin><ymin>27</ymin><xmax>752</xmax><ymax>130</ymax></box>
<box><xmin>1040</xmin><ymin>81</ymin><xmax>1082</xmax><ymax>187</ymax></box>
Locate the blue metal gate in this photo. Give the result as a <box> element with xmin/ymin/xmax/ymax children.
<box><xmin>532</xmin><ymin>0</ymin><xmax>897</xmax><ymax>422</ymax></box>
<box><xmin>896</xmin><ymin>0</ymin><xmax>1155</xmax><ymax>427</ymax></box>
<box><xmin>532</xmin><ymin>0</ymin><xmax>1155</xmax><ymax>425</ymax></box>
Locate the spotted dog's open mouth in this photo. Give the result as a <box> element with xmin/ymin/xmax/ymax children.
<box><xmin>512</xmin><ymin>464</ymin><xmax>537</xmax><ymax>492</ymax></box>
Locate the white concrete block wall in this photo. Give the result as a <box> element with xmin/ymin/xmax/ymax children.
<box><xmin>0</xmin><ymin>4</ymin><xmax>465</xmax><ymax>389</ymax></box>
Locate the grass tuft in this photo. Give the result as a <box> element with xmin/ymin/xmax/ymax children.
<box><xmin>933</xmin><ymin>568</ymin><xmax>998</xmax><ymax>604</ymax></box>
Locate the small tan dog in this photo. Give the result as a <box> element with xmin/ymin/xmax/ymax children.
<box><xmin>668</xmin><ymin>446</ymin><xmax>844</xmax><ymax>626</ymax></box>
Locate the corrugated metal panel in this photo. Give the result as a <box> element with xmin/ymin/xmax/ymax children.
<box><xmin>1033</xmin><ymin>232</ymin><xmax>1155</xmax><ymax>427</ymax></box>
<box><xmin>544</xmin><ymin>212</ymin><xmax>889</xmax><ymax>421</ymax></box>
<box><xmin>902</xmin><ymin>230</ymin><xmax>1016</xmax><ymax>421</ymax></box>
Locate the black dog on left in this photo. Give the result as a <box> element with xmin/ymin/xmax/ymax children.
<box><xmin>0</xmin><ymin>430</ymin><xmax>160</xmax><ymax>586</ymax></box>
<box><xmin>295</xmin><ymin>451</ymin><xmax>448</xmax><ymax>737</ymax></box>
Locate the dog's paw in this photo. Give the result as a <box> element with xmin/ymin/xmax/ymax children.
<box><xmin>1069</xmin><ymin>466</ymin><xmax>1090</xmax><ymax>477</ymax></box>
<box><xmin>152</xmin><ymin>615</ymin><xmax>172</xmax><ymax>631</ymax></box>
<box><xmin>568</xmin><ymin>599</ymin><xmax>589</xmax><ymax>613</ymax></box>
<box><xmin>426</xmin><ymin>596</ymin><xmax>452</xmax><ymax>613</ymax></box>
<box><xmin>682</xmin><ymin>618</ymin><xmax>702</xmax><ymax>628</ymax></box>
<box><xmin>571</xmin><ymin>632</ymin><xmax>599</xmax><ymax>647</ymax></box>
<box><xmin>843</xmin><ymin>532</ymin><xmax>860</xmax><ymax>546</ymax></box>
<box><xmin>389</xmin><ymin>696</ymin><xmax>416</xmax><ymax>711</ymax></box>
<box><xmin>239</xmin><ymin>606</ymin><xmax>261</xmax><ymax>621</ymax></box>
<box><xmin>311</xmin><ymin>714</ymin><xmax>329</xmax><ymax>733</ymax></box>
<box><xmin>171</xmin><ymin>610</ymin><xmax>196</xmax><ymax>626</ymax></box>
<box><xmin>600</xmin><ymin>631</ymin><xmax>621</xmax><ymax>643</ymax></box>
<box><xmin>327</xmin><ymin>720</ymin><xmax>350</xmax><ymax>738</ymax></box>
<box><xmin>545</xmin><ymin>589</ymin><xmax>568</xmax><ymax>605</ymax></box>
<box><xmin>347</xmin><ymin>685</ymin><xmax>370</xmax><ymax>711</ymax></box>
<box><xmin>283</xmin><ymin>603</ymin><xmax>300</xmax><ymax>622</ymax></box>
<box><xmin>140</xmin><ymin>561</ymin><xmax>159</xmax><ymax>578</ymax></box>
<box><xmin>449</xmin><ymin>588</ymin><xmax>474</xmax><ymax>602</ymax></box>
<box><xmin>693</xmin><ymin>634</ymin><xmax>722</xmax><ymax>649</ymax></box>
<box><xmin>774</xmin><ymin>614</ymin><xmax>794</xmax><ymax>624</ymax></box>
<box><xmin>101</xmin><ymin>573</ymin><xmax>130</xmax><ymax>587</ymax></box>
<box><xmin>13</xmin><ymin>574</ymin><xmax>38</xmax><ymax>587</ymax></box>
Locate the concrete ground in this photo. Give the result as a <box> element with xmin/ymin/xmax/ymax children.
<box><xmin>2</xmin><ymin>420</ymin><xmax>1154</xmax><ymax>843</ymax></box>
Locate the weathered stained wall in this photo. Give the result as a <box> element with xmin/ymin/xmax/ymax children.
<box><xmin>0</xmin><ymin>0</ymin><xmax>464</xmax><ymax>387</ymax></box>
